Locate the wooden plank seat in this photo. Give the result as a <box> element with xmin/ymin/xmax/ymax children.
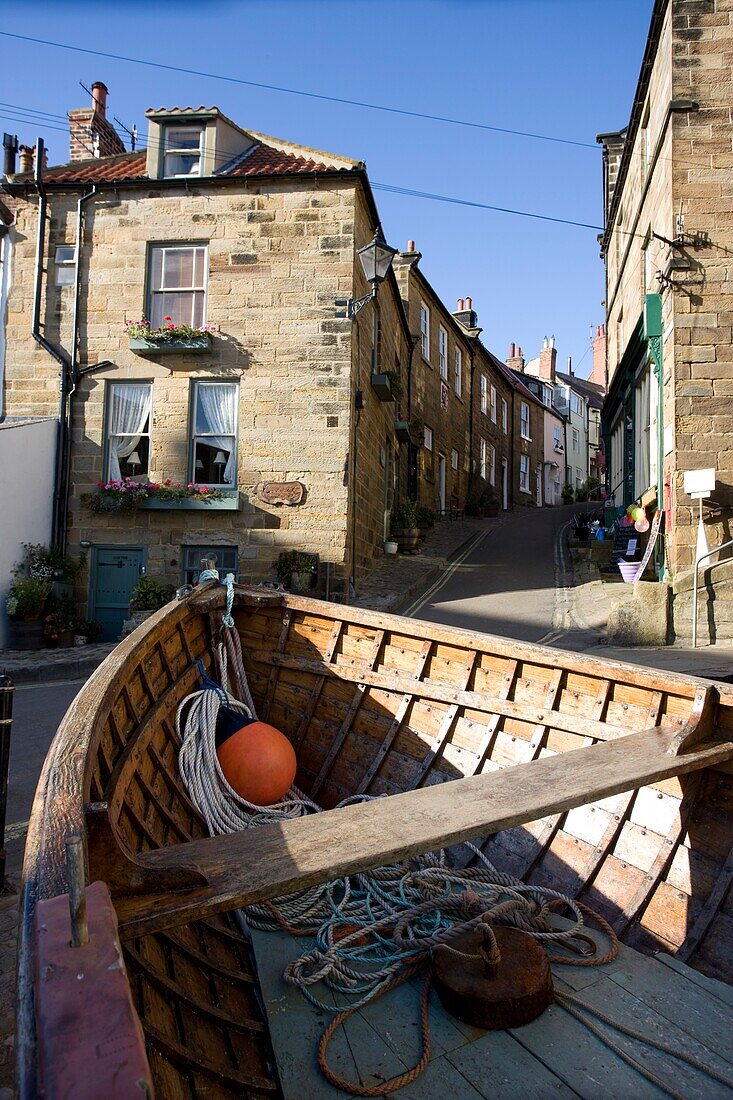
<box><xmin>109</xmin><ymin>723</ymin><xmax>733</xmax><ymax>939</ymax></box>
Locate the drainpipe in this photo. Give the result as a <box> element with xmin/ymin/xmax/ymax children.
<box><xmin>510</xmin><ymin>387</ymin><xmax>516</xmax><ymax>510</ymax></box>
<box><xmin>31</xmin><ymin>139</ymin><xmax>73</xmax><ymax>551</ymax></box>
<box><xmin>467</xmin><ymin>340</ymin><xmax>476</xmax><ymax>487</ymax></box>
<box><xmin>406</xmin><ymin>334</ymin><xmax>418</xmax><ymax>500</ymax></box>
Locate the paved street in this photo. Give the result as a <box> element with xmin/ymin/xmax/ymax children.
<box><xmin>406</xmin><ymin>504</ymin><xmax>580</xmax><ymax>643</ymax></box>
<box><xmin>3</xmin><ymin>679</ymin><xmax>83</xmax><ymax>885</ymax></box>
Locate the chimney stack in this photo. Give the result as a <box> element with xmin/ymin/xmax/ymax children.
<box><xmin>506</xmin><ymin>342</ymin><xmax>525</xmax><ymax>372</ymax></box>
<box><xmin>537</xmin><ymin>335</ymin><xmax>557</xmax><ymax>382</ymax></box>
<box><xmin>590</xmin><ymin>323</ymin><xmax>607</xmax><ymax>389</ymax></box>
<box><xmin>18</xmin><ymin>145</ymin><xmax>34</xmax><ymax>174</ymax></box>
<box><xmin>453</xmin><ymin>295</ymin><xmax>479</xmax><ymax>331</ymax></box>
<box><xmin>68</xmin><ymin>80</ymin><xmax>125</xmax><ymax>162</ymax></box>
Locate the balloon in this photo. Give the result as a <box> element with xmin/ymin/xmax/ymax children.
<box><xmin>217</xmin><ymin>717</ymin><xmax>297</xmax><ymax>805</ymax></box>
<box><xmin>632</xmin><ymin>507</ymin><xmax>644</xmax><ymax>522</ymax></box>
<box><xmin>635</xmin><ymin>516</ymin><xmax>650</xmax><ymax>533</ymax></box>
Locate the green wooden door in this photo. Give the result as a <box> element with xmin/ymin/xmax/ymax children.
<box><xmin>91</xmin><ymin>547</ymin><xmax>145</xmax><ymax>642</ymax></box>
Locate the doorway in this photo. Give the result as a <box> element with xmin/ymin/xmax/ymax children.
<box><xmin>437</xmin><ymin>453</ymin><xmax>446</xmax><ymax>515</ymax></box>
<box><xmin>383</xmin><ymin>438</ymin><xmax>395</xmax><ymax>540</ymax></box>
<box><xmin>501</xmin><ymin>458</ymin><xmax>509</xmax><ymax>511</ymax></box>
<box><xmin>90</xmin><ymin>545</ymin><xmax>146</xmax><ymax>641</ymax></box>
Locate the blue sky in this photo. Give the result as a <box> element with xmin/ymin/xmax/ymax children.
<box><xmin>0</xmin><ymin>0</ymin><xmax>652</xmax><ymax>378</ymax></box>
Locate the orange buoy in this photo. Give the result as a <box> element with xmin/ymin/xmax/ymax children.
<box><xmin>216</xmin><ymin>715</ymin><xmax>297</xmax><ymax>806</ymax></box>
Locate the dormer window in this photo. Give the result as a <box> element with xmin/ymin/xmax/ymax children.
<box><xmin>163</xmin><ymin>125</ymin><xmax>203</xmax><ymax>177</ymax></box>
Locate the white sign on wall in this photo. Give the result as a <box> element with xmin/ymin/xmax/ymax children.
<box><xmin>683</xmin><ymin>468</ymin><xmax>716</xmax><ymax>499</ymax></box>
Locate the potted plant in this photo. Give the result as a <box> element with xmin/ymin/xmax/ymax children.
<box><xmin>125</xmin><ymin>318</ymin><xmax>217</xmax><ymax>356</ymax></box>
<box><xmin>391</xmin><ymin>499</ymin><xmax>421</xmax><ymax>554</ymax></box>
<box><xmin>5</xmin><ymin>575</ymin><xmax>52</xmax><ymax>649</ymax></box>
<box><xmin>562</xmin><ymin>484</ymin><xmax>575</xmax><ymax>504</ymax></box>
<box><xmin>275</xmin><ymin>551</ymin><xmax>319</xmax><ymax>592</ymax></box>
<box><xmin>383</xmin><ymin>539</ymin><xmax>398</xmax><ymax>555</ymax></box>
<box><xmin>75</xmin><ymin>619</ymin><xmax>103</xmax><ymax>646</ymax></box>
<box><xmin>370</xmin><ymin>372</ymin><xmax>395</xmax><ymax>402</ymax></box>
<box><xmin>480</xmin><ymin>489</ymin><xmax>500</xmax><ymax>518</ymax></box>
<box><xmin>21</xmin><ymin>543</ymin><xmax>85</xmax><ymax>598</ymax></box>
<box><xmin>416</xmin><ymin>504</ymin><xmax>435</xmax><ymax>538</ymax></box>
<box><xmin>128</xmin><ymin>576</ymin><xmax>171</xmax><ymax>626</ymax></box>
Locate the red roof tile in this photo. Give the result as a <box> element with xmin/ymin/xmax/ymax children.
<box><xmin>43</xmin><ymin>151</ymin><xmax>148</xmax><ymax>183</ymax></box>
<box><xmin>32</xmin><ymin>142</ymin><xmax>348</xmax><ymax>185</ymax></box>
<box><xmin>225</xmin><ymin>144</ymin><xmax>334</xmax><ymax>177</ymax></box>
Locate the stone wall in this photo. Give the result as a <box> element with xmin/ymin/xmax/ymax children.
<box><xmin>669</xmin><ymin>0</ymin><xmax>733</xmax><ymax>574</ymax></box>
<box><xmin>472</xmin><ymin>345</ymin><xmax>514</xmax><ymax>509</ymax></box>
<box><xmin>2</xmin><ymin>174</ymin><xmax>409</xmax><ymax>600</ymax></box>
<box><xmin>393</xmin><ymin>253</ymin><xmax>472</xmax><ymax>514</ymax></box>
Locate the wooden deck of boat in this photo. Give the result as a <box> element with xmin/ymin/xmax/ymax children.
<box><xmin>250</xmin><ymin>924</ymin><xmax>733</xmax><ymax>1099</ymax></box>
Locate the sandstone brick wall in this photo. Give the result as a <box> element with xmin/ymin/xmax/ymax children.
<box><xmin>349</xmin><ymin>191</ymin><xmax>411</xmax><ymax>577</ymax></box>
<box><xmin>669</xmin><ymin>0</ymin><xmax>733</xmax><ymax>573</ymax></box>
<box><xmin>393</xmin><ymin>255</ymin><xmax>471</xmax><ymax>514</ymax></box>
<box><xmin>603</xmin><ymin>0</ymin><xmax>733</xmax><ymax>582</ymax></box>
<box><xmin>2</xmin><ymin>175</ymin><xmax>409</xmax><ymax>597</ymax></box>
<box><xmin>471</xmin><ymin>345</ymin><xmax>515</xmax><ymax>508</ymax></box>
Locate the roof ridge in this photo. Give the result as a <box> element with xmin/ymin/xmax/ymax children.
<box><xmin>244</xmin><ymin>128</ymin><xmax>361</xmax><ymax>170</ymax></box>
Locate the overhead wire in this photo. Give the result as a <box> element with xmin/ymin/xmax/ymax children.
<box><xmin>0</xmin><ymin>30</ymin><xmax>598</xmax><ymax>151</ymax></box>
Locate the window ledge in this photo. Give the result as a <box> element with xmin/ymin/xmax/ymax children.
<box><xmin>138</xmin><ymin>492</ymin><xmax>241</xmax><ymax>511</ymax></box>
<box><xmin>519</xmin><ymin>486</ymin><xmax>532</xmax><ymax>495</ymax></box>
<box><xmin>130</xmin><ymin>335</ymin><xmax>212</xmax><ymax>356</ymax></box>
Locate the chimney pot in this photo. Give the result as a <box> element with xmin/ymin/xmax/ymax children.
<box><xmin>465</xmin><ymin>295</ymin><xmax>472</xmax><ymax>310</ymax></box>
<box><xmin>517</xmin><ymin>346</ymin><xmax>522</xmax><ymax>358</ymax></box>
<box><xmin>457</xmin><ymin>298</ymin><xmax>465</xmax><ymax>311</ymax></box>
<box><xmin>509</xmin><ymin>342</ymin><xmax>516</xmax><ymax>357</ymax></box>
<box><xmin>91</xmin><ymin>81</ymin><xmax>108</xmax><ymax>118</ymax></box>
<box><xmin>3</xmin><ymin>132</ymin><xmax>18</xmax><ymax>177</ymax></box>
<box><xmin>407</xmin><ymin>239</ymin><xmax>415</xmax><ymax>252</ymax></box>
<box><xmin>18</xmin><ymin>144</ymin><xmax>34</xmax><ymax>174</ymax></box>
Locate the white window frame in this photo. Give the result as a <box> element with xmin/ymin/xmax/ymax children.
<box><xmin>489</xmin><ymin>444</ymin><xmax>496</xmax><ymax>487</ymax></box>
<box><xmin>104</xmin><ymin>381</ymin><xmax>153</xmax><ymax>481</ymax></box>
<box><xmin>54</xmin><ymin>245</ymin><xmax>76</xmax><ymax>286</ymax></box>
<box><xmin>182</xmin><ymin>545</ymin><xmax>238</xmax><ymax>587</ymax></box>
<box><xmin>490</xmin><ymin>384</ymin><xmax>497</xmax><ymax>424</ymax></box>
<box><xmin>520</xmin><ymin>401</ymin><xmax>530</xmax><ymax>440</ymax></box>
<box><xmin>572</xmin><ymin>427</ymin><xmax>580</xmax><ymax>453</ymax></box>
<box><xmin>438</xmin><ymin>326</ymin><xmax>448</xmax><ymax>380</ymax></box>
<box><xmin>148</xmin><ymin>243</ymin><xmax>208</xmax><ymax>329</ymax></box>
<box><xmin>520</xmin><ymin>454</ymin><xmax>530</xmax><ymax>493</ymax></box>
<box><xmin>451</xmin><ymin>447</ymin><xmax>459</xmax><ymax>471</ymax></box>
<box><xmin>424</xmin><ymin>424</ymin><xmax>433</xmax><ymax>452</ymax></box>
<box><xmin>480</xmin><ymin>438</ymin><xmax>487</xmax><ymax>481</ymax></box>
<box><xmin>454</xmin><ymin>348</ymin><xmax>462</xmax><ymax>397</ymax></box>
<box><xmin>190</xmin><ymin>380</ymin><xmax>238</xmax><ymax>488</ymax></box>
<box><xmin>162</xmin><ymin>124</ymin><xmax>204</xmax><ymax>178</ymax></box>
<box><xmin>501</xmin><ymin>398</ymin><xmax>507</xmax><ymax>434</ymax></box>
<box><xmin>553</xmin><ymin>425</ymin><xmax>563</xmax><ymax>452</ymax></box>
<box><xmin>420</xmin><ymin>303</ymin><xmax>430</xmax><ymax>361</ymax></box>
<box><xmin>480</xmin><ymin>374</ymin><xmax>488</xmax><ymax>415</ymax></box>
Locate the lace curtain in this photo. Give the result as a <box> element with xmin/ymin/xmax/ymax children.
<box><xmin>196</xmin><ymin>384</ymin><xmax>236</xmax><ymax>484</ymax></box>
<box><xmin>108</xmin><ymin>384</ymin><xmax>151</xmax><ymax>480</ymax></box>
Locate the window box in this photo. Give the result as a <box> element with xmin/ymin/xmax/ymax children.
<box><xmin>129</xmin><ymin>334</ymin><xmax>212</xmax><ymax>356</ymax></box>
<box><xmin>394</xmin><ymin>420</ymin><xmax>411</xmax><ymax>443</ymax></box>
<box><xmin>370</xmin><ymin>372</ymin><xmax>394</xmax><ymax>402</ymax></box>
<box><xmin>138</xmin><ymin>491</ymin><xmax>242</xmax><ymax>511</ymax></box>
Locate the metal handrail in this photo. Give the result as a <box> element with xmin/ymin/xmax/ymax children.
<box><xmin>692</xmin><ymin>536</ymin><xmax>733</xmax><ymax>647</ymax></box>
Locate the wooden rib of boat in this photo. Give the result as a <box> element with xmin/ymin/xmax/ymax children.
<box><xmin>17</xmin><ymin>584</ymin><xmax>733</xmax><ymax>1098</ymax></box>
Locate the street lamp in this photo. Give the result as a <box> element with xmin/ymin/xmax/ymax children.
<box><xmin>347</xmin><ymin>227</ymin><xmax>398</xmax><ymax>319</ymax></box>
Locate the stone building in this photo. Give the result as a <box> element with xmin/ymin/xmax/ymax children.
<box><xmin>482</xmin><ymin>343</ymin><xmax>543</xmax><ymax>510</ymax></box>
<box><xmin>392</xmin><ymin>245</ymin><xmax>473</xmax><ymax>515</ymax></box>
<box><xmin>0</xmin><ymin>87</ymin><xmax>412</xmax><ymax>637</ymax></box>
<box><xmin>598</xmin><ymin>0</ymin><xmax>733</xmax><ymax>640</ymax></box>
<box><xmin>508</xmin><ymin>345</ymin><xmax>568</xmax><ymax>507</ymax></box>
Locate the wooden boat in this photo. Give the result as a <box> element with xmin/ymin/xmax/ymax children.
<box><xmin>17</xmin><ymin>583</ymin><xmax>733</xmax><ymax>1098</ymax></box>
